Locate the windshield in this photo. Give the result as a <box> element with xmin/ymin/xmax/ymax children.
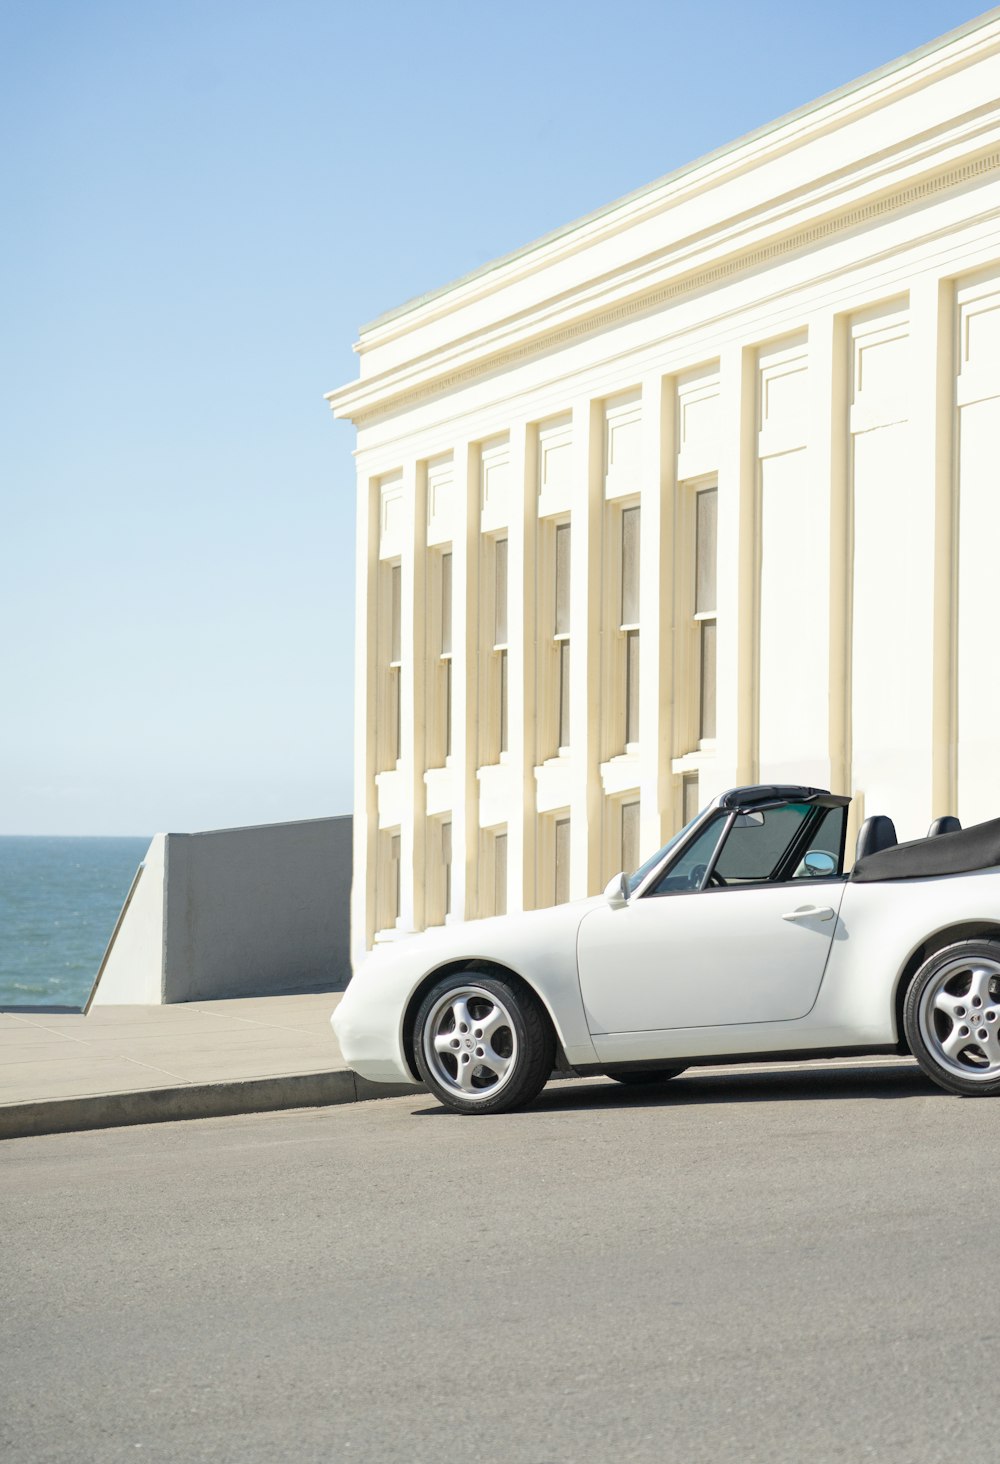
<box><xmin>627</xmin><ymin>809</ymin><xmax>707</xmax><ymax>893</ymax></box>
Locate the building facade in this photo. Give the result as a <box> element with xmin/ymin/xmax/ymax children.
<box><xmin>330</xmin><ymin>14</ymin><xmax>1000</xmax><ymax>965</ymax></box>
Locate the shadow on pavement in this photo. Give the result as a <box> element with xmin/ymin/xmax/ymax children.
<box><xmin>410</xmin><ymin>1060</ymin><xmax>943</xmax><ymax>1117</ymax></box>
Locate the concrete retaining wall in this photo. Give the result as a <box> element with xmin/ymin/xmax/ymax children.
<box><xmin>91</xmin><ymin>816</ymin><xmax>352</xmax><ymax>1004</ymax></box>
<box><xmin>89</xmin><ymin>834</ymin><xmax>167</xmax><ymax>1005</ymax></box>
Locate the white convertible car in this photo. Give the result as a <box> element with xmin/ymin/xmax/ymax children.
<box><xmin>332</xmin><ymin>784</ymin><xmax>1000</xmax><ymax>1114</ymax></box>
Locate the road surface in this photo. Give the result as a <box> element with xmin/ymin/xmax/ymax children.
<box><xmin>3</xmin><ymin>1062</ymin><xmax>995</xmax><ymax>1463</ymax></box>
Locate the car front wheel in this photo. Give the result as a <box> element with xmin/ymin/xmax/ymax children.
<box><xmin>904</xmin><ymin>939</ymin><xmax>1000</xmax><ymax>1096</ymax></box>
<box><xmin>413</xmin><ymin>973</ymin><xmax>555</xmax><ymax>1115</ymax></box>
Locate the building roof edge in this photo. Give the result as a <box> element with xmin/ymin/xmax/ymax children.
<box><xmin>357</xmin><ymin>8</ymin><xmax>1000</xmax><ymax>338</ymax></box>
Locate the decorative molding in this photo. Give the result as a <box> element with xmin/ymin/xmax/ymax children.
<box><xmin>425</xmin><ymin>453</ymin><xmax>455</xmax><ymax>546</ymax></box>
<box><xmin>758</xmin><ymin>336</ymin><xmax>809</xmax><ymax>458</ymax></box>
<box><xmin>355</xmin><ymin>17</ymin><xmax>1000</xmax><ymax>349</ymax></box>
<box><xmin>378</xmin><ymin>474</ymin><xmax>404</xmax><ymax>559</ymax></box>
<box><xmin>340</xmin><ymin>150</ymin><xmax>1000</xmax><ymax>428</ymax></box>
<box><xmin>479</xmin><ymin>435</ymin><xmax>511</xmax><ymax>532</ymax></box>
<box><xmin>603</xmin><ymin>391</ymin><xmax>643</xmax><ymax>499</ymax></box>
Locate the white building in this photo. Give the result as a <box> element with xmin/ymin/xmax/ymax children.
<box><xmin>329</xmin><ymin>13</ymin><xmax>1000</xmax><ymax>965</ymax></box>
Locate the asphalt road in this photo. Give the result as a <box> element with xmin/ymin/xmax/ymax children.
<box><xmin>3</xmin><ymin>1061</ymin><xmax>997</xmax><ymax>1464</ymax></box>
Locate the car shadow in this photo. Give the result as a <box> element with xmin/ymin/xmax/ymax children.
<box><xmin>409</xmin><ymin>1060</ymin><xmax>944</xmax><ymax>1117</ymax></box>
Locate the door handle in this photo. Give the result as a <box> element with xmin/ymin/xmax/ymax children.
<box><xmin>782</xmin><ymin>906</ymin><xmax>835</xmax><ymax>922</ymax></box>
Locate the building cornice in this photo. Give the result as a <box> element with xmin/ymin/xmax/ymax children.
<box><xmin>328</xmin><ymin>112</ymin><xmax>1000</xmax><ymax>427</ymax></box>
<box><xmin>345</xmin><ymin>12</ymin><xmax>1000</xmax><ymax>357</ymax></box>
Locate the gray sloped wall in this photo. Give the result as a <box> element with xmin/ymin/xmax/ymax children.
<box><xmin>161</xmin><ymin>816</ymin><xmax>352</xmax><ymax>1001</ymax></box>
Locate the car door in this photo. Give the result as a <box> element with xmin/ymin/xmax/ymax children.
<box><xmin>576</xmin><ymin>802</ymin><xmax>847</xmax><ymax>1051</ymax></box>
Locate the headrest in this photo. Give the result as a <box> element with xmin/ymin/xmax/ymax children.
<box><xmin>927</xmin><ymin>815</ymin><xmax>962</xmax><ymax>837</ymax></box>
<box><xmin>855</xmin><ymin>814</ymin><xmax>898</xmax><ymax>863</ymax></box>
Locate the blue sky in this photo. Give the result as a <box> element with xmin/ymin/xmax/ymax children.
<box><xmin>0</xmin><ymin>0</ymin><xmax>987</xmax><ymax>834</ymax></box>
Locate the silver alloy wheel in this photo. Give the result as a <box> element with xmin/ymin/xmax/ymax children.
<box><xmin>916</xmin><ymin>954</ymin><xmax>1000</xmax><ymax>1082</ymax></box>
<box><xmin>421</xmin><ymin>985</ymin><xmax>518</xmax><ymax>1102</ymax></box>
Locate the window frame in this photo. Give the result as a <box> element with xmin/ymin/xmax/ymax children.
<box><xmin>476</xmin><ymin>532</ymin><xmax>509</xmax><ymax>769</ymax></box>
<box><xmin>641</xmin><ymin>800</ymin><xmax>848</xmax><ymax>898</ymax></box>
<box><xmin>538</xmin><ymin>517</ymin><xmax>572</xmax><ymax>759</ymax></box>
<box><xmin>426</xmin><ymin>547</ymin><xmax>453</xmax><ymax>769</ymax></box>
<box><xmin>615</xmin><ymin>500</ymin><xmax>641</xmax><ymax>755</ymax></box>
<box><xmin>675</xmin><ymin>478</ymin><xmax>719</xmax><ymax>759</ymax></box>
<box><xmin>478</xmin><ymin>825</ymin><xmax>508</xmax><ymax>917</ymax></box>
<box><xmin>425</xmin><ymin>816</ymin><xmax>453</xmax><ymax>927</ymax></box>
<box><xmin>494</xmin><ymin>536</ymin><xmax>509</xmax><ymax>757</ymax></box>
<box><xmin>620</xmin><ymin>797</ymin><xmax>641</xmax><ymax>878</ymax></box>
<box><xmin>379</xmin><ymin>561</ymin><xmax>402</xmax><ymax>772</ymax></box>
<box><xmin>554</xmin><ymin>520</ymin><xmax>571</xmax><ymax>753</ymax></box>
<box><xmin>377</xmin><ymin>827</ymin><xmax>401</xmax><ymax>932</ymax></box>
<box><xmin>692</xmin><ymin>484</ymin><xmax>718</xmax><ymax>747</ymax></box>
<box><xmin>536</xmin><ymin>809</ymin><xmax>571</xmax><ymax>908</ymax></box>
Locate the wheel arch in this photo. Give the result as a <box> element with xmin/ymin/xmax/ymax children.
<box><xmin>893</xmin><ymin>920</ymin><xmax>1000</xmax><ymax>1050</ymax></box>
<box><xmin>400</xmin><ymin>958</ymin><xmax>565</xmax><ymax>1083</ymax></box>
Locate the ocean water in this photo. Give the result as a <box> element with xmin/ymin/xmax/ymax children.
<box><xmin>0</xmin><ymin>836</ymin><xmax>150</xmax><ymax>1008</ymax></box>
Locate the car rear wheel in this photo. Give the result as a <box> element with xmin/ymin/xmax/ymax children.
<box><xmin>413</xmin><ymin>973</ymin><xmax>555</xmax><ymax>1115</ymax></box>
<box><xmin>607</xmin><ymin>1067</ymin><xmax>687</xmax><ymax>1086</ymax></box>
<box><xmin>904</xmin><ymin>940</ymin><xmax>1000</xmax><ymax>1096</ymax></box>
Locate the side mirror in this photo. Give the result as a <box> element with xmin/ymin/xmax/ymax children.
<box><xmin>603</xmin><ymin>871</ymin><xmax>630</xmax><ymax>909</ymax></box>
<box><xmin>802</xmin><ymin>849</ymin><xmax>837</xmax><ymax>878</ymax></box>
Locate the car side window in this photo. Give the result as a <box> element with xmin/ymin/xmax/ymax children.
<box><xmin>645</xmin><ymin>814</ymin><xmax>727</xmax><ymax>894</ymax></box>
<box><xmin>791</xmin><ymin>804</ymin><xmax>846</xmax><ymax>879</ymax></box>
<box><xmin>713</xmin><ymin>803</ymin><xmax>815</xmax><ymax>885</ymax></box>
<box><xmin>643</xmin><ymin>801</ymin><xmax>847</xmax><ymax>896</ymax></box>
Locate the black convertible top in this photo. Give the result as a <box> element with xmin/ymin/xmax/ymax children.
<box><xmin>718</xmin><ymin>785</ymin><xmax>850</xmax><ymax>812</ymax></box>
<box><xmin>852</xmin><ymin>817</ymin><xmax>1000</xmax><ymax>882</ymax></box>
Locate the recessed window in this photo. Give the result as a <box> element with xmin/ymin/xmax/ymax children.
<box><xmin>379</xmin><ymin>829</ymin><xmax>401</xmax><ymax>930</ymax></box>
<box><xmin>499</xmin><ymin>651</ymin><xmax>509</xmax><ymax>756</ymax></box>
<box><xmin>557</xmin><ymin>642</ymin><xmax>571</xmax><ymax>751</ymax></box>
<box><xmin>621</xmin><ymin>799</ymin><xmax>640</xmax><ymax>875</ymax></box>
<box><xmin>682</xmin><ymin>773</ymin><xmax>701</xmax><ymax>827</ymax></box>
<box><xmin>554</xmin><ymin>816</ymin><xmax>571</xmax><ymax>905</ymax></box>
<box><xmin>555</xmin><ymin>523</ymin><xmax>571</xmax><ymax>750</ymax></box>
<box><xmin>494</xmin><ymin>830</ymin><xmax>507</xmax><ymax>916</ymax></box>
<box><xmin>441</xmin><ymin>819</ymin><xmax>452</xmax><ymax>918</ymax></box>
<box><xmin>392</xmin><ymin>833</ymin><xmax>400</xmax><ymax>920</ymax></box>
<box><xmin>620</xmin><ymin>505</ymin><xmax>640</xmax><ymax>748</ymax></box>
<box><xmin>426</xmin><ymin>817</ymin><xmax>453</xmax><ymax>927</ymax></box>
<box><xmin>555</xmin><ymin>522</ymin><xmax>571</xmax><ymax>633</ymax></box>
<box><xmin>494</xmin><ymin>538</ymin><xmax>508</xmax><ymax>755</ymax></box>
<box><xmin>694</xmin><ymin>488</ymin><xmax>717</xmax><ymax>742</ymax></box>
<box><xmin>386</xmin><ymin>563</ymin><xmax>402</xmax><ymax>768</ymax></box>
<box><xmin>440</xmin><ymin>551</ymin><xmax>452</xmax><ymax>760</ymax></box>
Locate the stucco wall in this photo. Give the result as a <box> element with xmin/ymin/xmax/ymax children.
<box><xmin>329</xmin><ymin>14</ymin><xmax>1000</xmax><ymax>964</ymax></box>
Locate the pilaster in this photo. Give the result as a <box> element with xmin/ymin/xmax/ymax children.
<box><xmin>715</xmin><ymin>345</ymin><xmax>757</xmax><ymax>794</ymax></box>
<box><xmin>507</xmin><ymin>420</ymin><xmax>535</xmax><ymax>911</ymax></box>
<box><xmin>450</xmin><ymin>442</ymin><xmax>478</xmax><ymax>919</ymax></box>
<box><xmin>910</xmin><ymin>275</ymin><xmax>958</xmax><ymax>819</ymax></box>
<box><xmin>809</xmin><ymin>311</ymin><xmax>852</xmax><ymax>807</ymax></box>
<box><xmin>352</xmin><ymin>470</ymin><xmax>379</xmax><ymax>968</ymax></box>
<box><xmin>569</xmin><ymin>398</ymin><xmax>603</xmax><ymax>897</ymax></box>
<box><xmin>399</xmin><ymin>460</ymin><xmax>425</xmax><ymax>932</ymax></box>
<box><xmin>638</xmin><ymin>373</ymin><xmax>674</xmax><ymax>853</ymax></box>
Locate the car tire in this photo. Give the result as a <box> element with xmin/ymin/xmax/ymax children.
<box><xmin>606</xmin><ymin>1067</ymin><xmax>687</xmax><ymax>1086</ymax></box>
<box><xmin>903</xmin><ymin>939</ymin><xmax>1000</xmax><ymax>1097</ymax></box>
<box><xmin>413</xmin><ymin>972</ymin><xmax>555</xmax><ymax>1115</ymax></box>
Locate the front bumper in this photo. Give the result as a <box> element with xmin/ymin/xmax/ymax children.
<box><xmin>331</xmin><ymin>975</ymin><xmax>420</xmax><ymax>1087</ymax></box>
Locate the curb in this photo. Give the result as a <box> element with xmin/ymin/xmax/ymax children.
<box><xmin>0</xmin><ymin>1070</ymin><xmax>424</xmax><ymax>1141</ymax></box>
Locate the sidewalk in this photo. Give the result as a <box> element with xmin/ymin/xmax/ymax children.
<box><xmin>1</xmin><ymin>995</ymin><xmax>921</xmax><ymax>1142</ymax></box>
<box><xmin>0</xmin><ymin>992</ymin><xmax>420</xmax><ymax>1141</ymax></box>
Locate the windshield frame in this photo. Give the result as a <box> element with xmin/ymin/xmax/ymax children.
<box><xmin>626</xmin><ymin>800</ymin><xmax>723</xmax><ymax>896</ymax></box>
<box><xmin>626</xmin><ymin>789</ymin><xmax>851</xmax><ymax>899</ymax></box>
